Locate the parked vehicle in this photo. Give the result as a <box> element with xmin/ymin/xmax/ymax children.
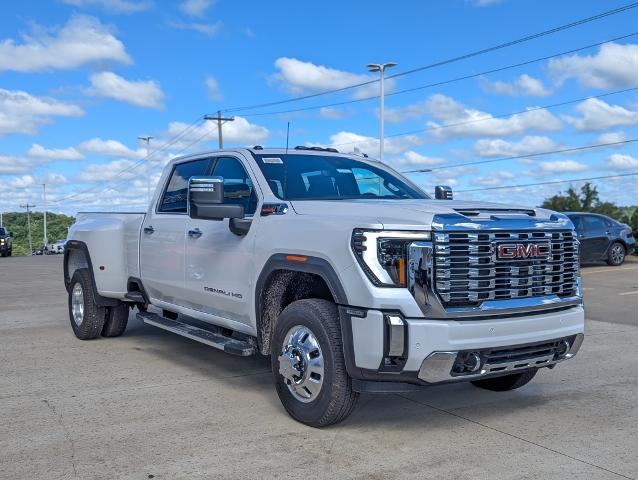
<box><xmin>566</xmin><ymin>212</ymin><xmax>635</xmax><ymax>266</ymax></box>
<box><xmin>0</xmin><ymin>227</ymin><xmax>12</xmax><ymax>257</ymax></box>
<box><xmin>64</xmin><ymin>147</ymin><xmax>585</xmax><ymax>427</ymax></box>
<box><xmin>46</xmin><ymin>240</ymin><xmax>66</xmax><ymax>255</ymax></box>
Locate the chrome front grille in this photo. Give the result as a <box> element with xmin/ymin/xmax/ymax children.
<box><xmin>433</xmin><ymin>230</ymin><xmax>579</xmax><ymax>307</ymax></box>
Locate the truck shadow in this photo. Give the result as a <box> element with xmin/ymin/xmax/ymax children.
<box><xmin>123</xmin><ymin>314</ymin><xmax>551</xmax><ymax>427</ymax></box>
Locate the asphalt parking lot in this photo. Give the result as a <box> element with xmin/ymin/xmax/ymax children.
<box><xmin>1</xmin><ymin>256</ymin><xmax>637</xmax><ymax>480</ymax></box>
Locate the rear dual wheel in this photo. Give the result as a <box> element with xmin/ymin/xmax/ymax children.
<box><xmin>68</xmin><ymin>268</ymin><xmax>129</xmax><ymax>339</ymax></box>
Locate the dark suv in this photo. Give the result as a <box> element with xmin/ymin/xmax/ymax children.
<box><xmin>0</xmin><ymin>227</ymin><xmax>12</xmax><ymax>257</ymax></box>
<box><xmin>566</xmin><ymin>212</ymin><xmax>635</xmax><ymax>266</ymax></box>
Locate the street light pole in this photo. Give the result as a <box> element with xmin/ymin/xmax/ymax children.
<box><xmin>367</xmin><ymin>62</ymin><xmax>398</xmax><ymax>162</ymax></box>
<box><xmin>42</xmin><ymin>184</ymin><xmax>48</xmax><ymax>248</ymax></box>
<box><xmin>138</xmin><ymin>136</ymin><xmax>153</xmax><ymax>204</ymax></box>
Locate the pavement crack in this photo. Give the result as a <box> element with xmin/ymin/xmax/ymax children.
<box><xmin>397</xmin><ymin>394</ymin><xmax>636</xmax><ymax>480</ymax></box>
<box><xmin>43</xmin><ymin>399</ymin><xmax>78</xmax><ymax>478</ymax></box>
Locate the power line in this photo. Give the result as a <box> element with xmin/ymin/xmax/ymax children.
<box><xmin>50</xmin><ymin>122</ymin><xmax>219</xmax><ymax>206</ymax></box>
<box><xmin>402</xmin><ymin>139</ymin><xmax>638</xmax><ymax>173</ymax></box>
<box><xmin>332</xmin><ymin>86</ymin><xmax>638</xmax><ymax>148</ymax></box>
<box><xmin>456</xmin><ymin>172</ymin><xmax>638</xmax><ymax>193</ymax></box>
<box><xmin>48</xmin><ymin>116</ymin><xmax>206</xmax><ymax>206</ymax></box>
<box><xmin>223</xmin><ymin>2</ymin><xmax>638</xmax><ymax>113</ymax></box>
<box><xmin>387</xmin><ymin>2</ymin><xmax>638</xmax><ymax>80</ymax></box>
<box><xmin>238</xmin><ymin>32</ymin><xmax>638</xmax><ymax>118</ymax></box>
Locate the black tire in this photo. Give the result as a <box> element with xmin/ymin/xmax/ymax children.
<box><xmin>101</xmin><ymin>302</ymin><xmax>129</xmax><ymax>337</ymax></box>
<box><xmin>68</xmin><ymin>268</ymin><xmax>106</xmax><ymax>340</ymax></box>
<box><xmin>471</xmin><ymin>369</ymin><xmax>538</xmax><ymax>392</ymax></box>
<box><xmin>271</xmin><ymin>299</ymin><xmax>359</xmax><ymax>427</ymax></box>
<box><xmin>7</xmin><ymin>249</ymin><xmax>11</xmax><ymax>256</ymax></box>
<box><xmin>607</xmin><ymin>242</ymin><xmax>626</xmax><ymax>266</ymax></box>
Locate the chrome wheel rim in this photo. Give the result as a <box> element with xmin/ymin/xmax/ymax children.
<box><xmin>71</xmin><ymin>283</ymin><xmax>84</xmax><ymax>326</ymax></box>
<box><xmin>611</xmin><ymin>245</ymin><xmax>624</xmax><ymax>264</ymax></box>
<box><xmin>278</xmin><ymin>325</ymin><xmax>324</xmax><ymax>403</ymax></box>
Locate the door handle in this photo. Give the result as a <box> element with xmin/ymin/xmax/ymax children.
<box><xmin>188</xmin><ymin>228</ymin><xmax>202</xmax><ymax>238</ymax></box>
<box><xmin>143</xmin><ymin>226</ymin><xmax>155</xmax><ymax>235</ymax></box>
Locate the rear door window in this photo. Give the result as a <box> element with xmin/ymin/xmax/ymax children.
<box><xmin>584</xmin><ymin>215</ymin><xmax>605</xmax><ymax>232</ymax></box>
<box><xmin>159</xmin><ymin>158</ymin><xmax>211</xmax><ymax>213</ymax></box>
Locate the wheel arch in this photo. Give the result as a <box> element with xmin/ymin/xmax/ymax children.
<box><xmin>255</xmin><ymin>254</ymin><xmax>348</xmax><ymax>355</ymax></box>
<box><xmin>64</xmin><ymin>240</ymin><xmax>119</xmax><ymax>307</ymax></box>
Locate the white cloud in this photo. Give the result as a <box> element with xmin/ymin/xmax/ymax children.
<box><xmin>77</xmin><ymin>158</ymin><xmax>139</xmax><ymax>182</ymax></box>
<box><xmin>482</xmin><ymin>74</ymin><xmax>551</xmax><ymax>97</ymax></box>
<box><xmin>62</xmin><ymin>0</ymin><xmax>152</xmax><ymax>14</ymax></box>
<box><xmin>43</xmin><ymin>172</ymin><xmax>69</xmax><ymax>185</ymax></box>
<box><xmin>424</xmin><ymin>94</ymin><xmax>562</xmax><ymax>139</ymax></box>
<box><xmin>166</xmin><ymin>116</ymin><xmax>269</xmax><ymax>147</ymax></box>
<box><xmin>169</xmin><ymin>20</ymin><xmax>223</xmax><ymax>36</ymax></box>
<box><xmin>319</xmin><ymin>107</ymin><xmax>346</xmax><ymax>119</ymax></box>
<box><xmin>323</xmin><ymin>131</ymin><xmax>420</xmax><ymax>157</ymax></box>
<box><xmin>88</xmin><ymin>72</ymin><xmax>165</xmax><ymax>109</ymax></box>
<box><xmin>179</xmin><ymin>0</ymin><xmax>213</xmax><ymax>16</ymax></box>
<box><xmin>548</xmin><ymin>42</ymin><xmax>638</xmax><ymax>89</ymax></box>
<box><xmin>27</xmin><ymin>144</ymin><xmax>84</xmax><ymax>161</ymax></box>
<box><xmin>471</xmin><ymin>170</ymin><xmax>516</xmax><ymax>187</ymax></box>
<box><xmin>205</xmin><ymin>75</ymin><xmax>222</xmax><ymax>101</ymax></box>
<box><xmin>77</xmin><ymin>138</ymin><xmax>145</xmax><ymax>158</ymax></box>
<box><xmin>385</xmin><ymin>100</ymin><xmax>430</xmax><ymax>123</ymax></box>
<box><xmin>0</xmin><ymin>15</ymin><xmax>131</xmax><ymax>73</ymax></box>
<box><xmin>564</xmin><ymin>98</ymin><xmax>638</xmax><ymax>132</ymax></box>
<box><xmin>0</xmin><ymin>88</ymin><xmax>84</xmax><ymax>136</ymax></box>
<box><xmin>272</xmin><ymin>57</ymin><xmax>386</xmax><ymax>99</ymax></box>
<box><xmin>0</xmin><ymin>156</ymin><xmax>36</xmax><ymax>175</ymax></box>
<box><xmin>539</xmin><ymin>159</ymin><xmax>587</xmax><ymax>173</ymax></box>
<box><xmin>597</xmin><ymin>131</ymin><xmax>630</xmax><ymax>144</ymax></box>
<box><xmin>473</xmin><ymin>136</ymin><xmax>558</xmax><ymax>157</ymax></box>
<box><xmin>607</xmin><ymin>153</ymin><xmax>638</xmax><ymax>170</ymax></box>
<box><xmin>393</xmin><ymin>151</ymin><xmax>445</xmax><ymax>168</ymax></box>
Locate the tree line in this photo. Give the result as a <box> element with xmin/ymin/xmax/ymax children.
<box><xmin>541</xmin><ymin>182</ymin><xmax>638</xmax><ymax>232</ymax></box>
<box><xmin>1</xmin><ymin>212</ymin><xmax>75</xmax><ymax>256</ymax></box>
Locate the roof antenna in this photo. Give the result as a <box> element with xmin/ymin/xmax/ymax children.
<box><xmin>285</xmin><ymin>121</ymin><xmax>290</xmax><ymax>154</ymax></box>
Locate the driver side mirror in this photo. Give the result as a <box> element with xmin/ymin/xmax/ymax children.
<box><xmin>188</xmin><ymin>176</ymin><xmax>244</xmax><ymax>220</ymax></box>
<box><xmin>435</xmin><ymin>185</ymin><xmax>453</xmax><ymax>200</ymax></box>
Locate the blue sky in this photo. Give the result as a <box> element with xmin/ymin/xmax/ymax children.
<box><xmin>1</xmin><ymin>0</ymin><xmax>638</xmax><ymax>214</ymax></box>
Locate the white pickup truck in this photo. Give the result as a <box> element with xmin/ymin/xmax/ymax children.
<box><xmin>64</xmin><ymin>147</ymin><xmax>584</xmax><ymax>427</ymax></box>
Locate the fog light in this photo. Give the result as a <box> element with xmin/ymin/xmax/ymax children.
<box><xmin>452</xmin><ymin>351</ymin><xmax>483</xmax><ymax>375</ymax></box>
<box><xmin>556</xmin><ymin>339</ymin><xmax>571</xmax><ymax>358</ymax></box>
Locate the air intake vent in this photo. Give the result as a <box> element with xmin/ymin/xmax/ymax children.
<box><xmin>454</xmin><ymin>208</ymin><xmax>536</xmax><ymax>217</ymax></box>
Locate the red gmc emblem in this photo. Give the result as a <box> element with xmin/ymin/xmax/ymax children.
<box><xmin>497</xmin><ymin>242</ymin><xmax>551</xmax><ymax>260</ymax></box>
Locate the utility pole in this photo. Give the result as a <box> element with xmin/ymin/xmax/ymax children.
<box><xmin>367</xmin><ymin>62</ymin><xmax>398</xmax><ymax>162</ymax></box>
<box><xmin>138</xmin><ymin>136</ymin><xmax>153</xmax><ymax>204</ymax></box>
<box><xmin>204</xmin><ymin>111</ymin><xmax>235</xmax><ymax>149</ymax></box>
<box><xmin>20</xmin><ymin>203</ymin><xmax>36</xmax><ymax>255</ymax></box>
<box><xmin>42</xmin><ymin>184</ymin><xmax>48</xmax><ymax>248</ymax></box>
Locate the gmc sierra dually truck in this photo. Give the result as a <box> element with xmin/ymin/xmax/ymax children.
<box><xmin>0</xmin><ymin>227</ymin><xmax>12</xmax><ymax>257</ymax></box>
<box><xmin>64</xmin><ymin>147</ymin><xmax>584</xmax><ymax>427</ymax></box>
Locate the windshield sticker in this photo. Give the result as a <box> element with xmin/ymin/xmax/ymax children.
<box><xmin>262</xmin><ymin>157</ymin><xmax>283</xmax><ymax>164</ymax></box>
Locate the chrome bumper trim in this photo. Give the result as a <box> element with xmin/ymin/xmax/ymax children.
<box><xmin>417</xmin><ymin>333</ymin><xmax>584</xmax><ymax>384</ymax></box>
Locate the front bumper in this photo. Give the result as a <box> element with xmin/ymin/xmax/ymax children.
<box><xmin>340</xmin><ymin>305</ymin><xmax>585</xmax><ymax>387</ymax></box>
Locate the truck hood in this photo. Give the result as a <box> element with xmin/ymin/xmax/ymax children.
<box><xmin>289</xmin><ymin>199</ymin><xmax>572</xmax><ymax>230</ymax></box>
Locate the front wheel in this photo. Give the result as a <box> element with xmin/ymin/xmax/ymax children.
<box><xmin>471</xmin><ymin>369</ymin><xmax>538</xmax><ymax>391</ymax></box>
<box><xmin>271</xmin><ymin>299</ymin><xmax>359</xmax><ymax>427</ymax></box>
<box><xmin>607</xmin><ymin>242</ymin><xmax>626</xmax><ymax>266</ymax></box>
<box><xmin>68</xmin><ymin>268</ymin><xmax>106</xmax><ymax>340</ymax></box>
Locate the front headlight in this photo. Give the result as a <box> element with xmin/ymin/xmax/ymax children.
<box><xmin>351</xmin><ymin>229</ymin><xmax>431</xmax><ymax>287</ymax></box>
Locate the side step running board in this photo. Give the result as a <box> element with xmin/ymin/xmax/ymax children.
<box><xmin>137</xmin><ymin>311</ymin><xmax>255</xmax><ymax>356</ymax></box>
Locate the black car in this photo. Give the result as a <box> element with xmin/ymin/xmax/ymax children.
<box><xmin>0</xmin><ymin>227</ymin><xmax>12</xmax><ymax>257</ymax></box>
<box><xmin>566</xmin><ymin>212</ymin><xmax>636</xmax><ymax>266</ymax></box>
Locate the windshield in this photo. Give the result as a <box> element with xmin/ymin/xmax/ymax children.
<box><xmin>252</xmin><ymin>153</ymin><xmax>428</xmax><ymax>201</ymax></box>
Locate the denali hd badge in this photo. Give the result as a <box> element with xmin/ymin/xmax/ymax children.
<box><xmin>496</xmin><ymin>242</ymin><xmax>551</xmax><ymax>260</ymax></box>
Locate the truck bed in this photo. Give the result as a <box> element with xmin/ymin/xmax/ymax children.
<box><xmin>69</xmin><ymin>212</ymin><xmax>146</xmax><ymax>298</ymax></box>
